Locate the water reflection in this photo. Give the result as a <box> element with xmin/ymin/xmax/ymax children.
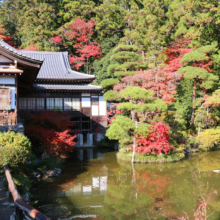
<box><xmin>39</xmin><ymin>204</ymin><xmax>72</xmax><ymax>218</ymax></box>
<box><xmin>77</xmin><ymin>149</ymin><xmax>103</xmax><ymax>161</ymax></box>
<box><xmin>33</xmin><ymin>149</ymin><xmax>220</xmax><ymax>220</ymax></box>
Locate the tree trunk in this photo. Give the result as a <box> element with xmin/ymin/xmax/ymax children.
<box><xmin>132</xmin><ymin>121</ymin><xmax>137</xmax><ymax>163</ymax></box>
<box><xmin>131</xmin><ymin>109</ymin><xmax>139</xmax><ymax>122</ymax></box>
<box><xmin>142</xmin><ymin>51</ymin><xmax>145</xmax><ymax>64</ymax></box>
<box><xmin>190</xmin><ymin>79</ymin><xmax>197</xmax><ymax>125</ymax></box>
<box><xmin>206</xmin><ymin>107</ymin><xmax>209</xmax><ymax>128</ymax></box>
<box><xmin>87</xmin><ymin>57</ymin><xmax>89</xmax><ymax>74</ymax></box>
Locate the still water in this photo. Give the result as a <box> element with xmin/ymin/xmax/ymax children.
<box><xmin>33</xmin><ymin>148</ymin><xmax>220</xmax><ymax>220</ymax></box>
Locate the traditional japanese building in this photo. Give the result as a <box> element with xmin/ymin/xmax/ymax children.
<box><xmin>0</xmin><ymin>40</ymin><xmax>107</xmax><ymax>145</ymax></box>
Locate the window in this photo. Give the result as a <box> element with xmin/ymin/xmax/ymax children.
<box><xmin>46</xmin><ymin>98</ymin><xmax>54</xmax><ymax>110</ymax></box>
<box><xmin>91</xmin><ymin>97</ymin><xmax>99</xmax><ymax>105</ymax></box>
<box><xmin>81</xmin><ymin>97</ymin><xmax>90</xmax><ymax>107</ymax></box>
<box><xmin>71</xmin><ymin>117</ymin><xmax>80</xmax><ymax>130</ymax></box>
<box><xmin>27</xmin><ymin>98</ymin><xmax>36</xmax><ymax>110</ymax></box>
<box><xmin>82</xmin><ymin>117</ymin><xmax>90</xmax><ymax>130</ymax></box>
<box><xmin>19</xmin><ymin>98</ymin><xmax>27</xmax><ymax>110</ymax></box>
<box><xmin>36</xmin><ymin>98</ymin><xmax>45</xmax><ymax>110</ymax></box>
<box><xmin>55</xmin><ymin>98</ymin><xmax>63</xmax><ymax>110</ymax></box>
<box><xmin>64</xmin><ymin>98</ymin><xmax>72</xmax><ymax>110</ymax></box>
<box><xmin>72</xmin><ymin>98</ymin><xmax>80</xmax><ymax>111</ymax></box>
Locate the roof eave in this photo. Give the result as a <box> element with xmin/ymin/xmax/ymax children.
<box><xmin>0</xmin><ymin>47</ymin><xmax>43</xmax><ymax>68</ymax></box>
<box><xmin>23</xmin><ymin>89</ymin><xmax>103</xmax><ymax>92</ymax></box>
<box><xmin>36</xmin><ymin>77</ymin><xmax>96</xmax><ymax>82</ymax></box>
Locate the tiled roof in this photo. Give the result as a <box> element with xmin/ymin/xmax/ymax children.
<box><xmin>22</xmin><ymin>51</ymin><xmax>96</xmax><ymax>80</ymax></box>
<box><xmin>0</xmin><ymin>40</ymin><xmax>43</xmax><ymax>62</ymax></box>
<box><xmin>33</xmin><ymin>84</ymin><xmax>102</xmax><ymax>91</ymax></box>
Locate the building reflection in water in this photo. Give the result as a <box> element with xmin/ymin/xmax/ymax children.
<box><xmin>35</xmin><ymin>148</ymin><xmax>108</xmax><ymax>199</ymax></box>
<box><xmin>77</xmin><ymin>148</ymin><xmax>103</xmax><ymax>161</ymax></box>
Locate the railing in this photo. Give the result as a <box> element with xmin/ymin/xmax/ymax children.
<box><xmin>3</xmin><ymin>164</ymin><xmax>51</xmax><ymax>220</ymax></box>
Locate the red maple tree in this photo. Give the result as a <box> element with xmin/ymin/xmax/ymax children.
<box><xmin>50</xmin><ymin>36</ymin><xmax>62</xmax><ymax>45</ymax></box>
<box><xmin>24</xmin><ymin>44</ymin><xmax>38</xmax><ymax>51</ymax></box>
<box><xmin>136</xmin><ymin>122</ymin><xmax>173</xmax><ymax>155</ymax></box>
<box><xmin>25</xmin><ymin>111</ymin><xmax>77</xmax><ymax>157</ymax></box>
<box><xmin>51</xmin><ymin>18</ymin><xmax>102</xmax><ymax>71</ymax></box>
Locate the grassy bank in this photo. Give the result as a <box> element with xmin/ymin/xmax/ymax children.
<box><xmin>117</xmin><ymin>151</ymin><xmax>185</xmax><ymax>163</ymax></box>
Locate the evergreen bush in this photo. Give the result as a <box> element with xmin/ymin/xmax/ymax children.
<box><xmin>0</xmin><ymin>131</ymin><xmax>32</xmax><ymax>167</ymax></box>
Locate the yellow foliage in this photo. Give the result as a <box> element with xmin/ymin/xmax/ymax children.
<box><xmin>196</xmin><ymin>129</ymin><xmax>220</xmax><ymax>150</ymax></box>
<box><xmin>158</xmin><ymin>110</ymin><xmax>175</xmax><ymax>122</ymax></box>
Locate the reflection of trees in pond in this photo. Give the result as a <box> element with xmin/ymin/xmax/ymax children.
<box><xmin>135</xmin><ymin>169</ymin><xmax>170</xmax><ymax>196</ymax></box>
<box><xmin>195</xmin><ymin>152</ymin><xmax>220</xmax><ymax>172</ymax></box>
<box><xmin>100</xmin><ymin>157</ymin><xmax>220</xmax><ymax>220</ymax></box>
<box><xmin>99</xmin><ymin>162</ymin><xmax>173</xmax><ymax>219</ymax></box>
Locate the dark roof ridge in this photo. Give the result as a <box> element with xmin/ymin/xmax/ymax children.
<box><xmin>22</xmin><ymin>50</ymin><xmax>68</xmax><ymax>55</ymax></box>
<box><xmin>32</xmin><ymin>83</ymin><xmax>102</xmax><ymax>91</ymax></box>
<box><xmin>0</xmin><ymin>40</ymin><xmax>44</xmax><ymax>62</ymax></box>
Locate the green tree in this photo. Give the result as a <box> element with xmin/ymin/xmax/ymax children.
<box><xmin>100</xmin><ymin>43</ymin><xmax>146</xmax><ymax>88</ymax></box>
<box><xmin>125</xmin><ymin>0</ymin><xmax>171</xmax><ymax>68</ymax></box>
<box><xmin>0</xmin><ymin>0</ymin><xmax>25</xmax><ymax>46</ymax></box>
<box><xmin>93</xmin><ymin>34</ymin><xmax>120</xmax><ymax>84</ymax></box>
<box><xmin>0</xmin><ymin>0</ymin><xmax>60</xmax><ymax>49</ymax></box>
<box><xmin>58</xmin><ymin>0</ymin><xmax>97</xmax><ymax>25</ymax></box>
<box><xmin>19</xmin><ymin>1</ymin><xmax>57</xmax><ymax>50</ymax></box>
<box><xmin>174</xmin><ymin>79</ymin><xmax>194</xmax><ymax>129</ymax></box>
<box><xmin>105</xmin><ymin>86</ymin><xmax>167</xmax><ymax>148</ymax></box>
<box><xmin>94</xmin><ymin>0</ymin><xmax>127</xmax><ymax>41</ymax></box>
<box><xmin>177</xmin><ymin>44</ymin><xmax>219</xmax><ymax>125</ymax></box>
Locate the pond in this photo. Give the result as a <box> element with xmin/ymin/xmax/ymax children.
<box><xmin>33</xmin><ymin>148</ymin><xmax>220</xmax><ymax>220</ymax></box>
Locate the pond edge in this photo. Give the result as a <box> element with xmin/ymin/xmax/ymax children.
<box><xmin>117</xmin><ymin>151</ymin><xmax>186</xmax><ymax>163</ymax></box>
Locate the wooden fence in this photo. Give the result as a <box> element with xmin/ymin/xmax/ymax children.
<box><xmin>3</xmin><ymin>164</ymin><xmax>51</xmax><ymax>220</ymax></box>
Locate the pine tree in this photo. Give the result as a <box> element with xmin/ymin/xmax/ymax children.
<box><xmin>178</xmin><ymin>44</ymin><xmax>219</xmax><ymax>125</ymax></box>
<box><xmin>19</xmin><ymin>1</ymin><xmax>57</xmax><ymax>50</ymax></box>
<box><xmin>105</xmin><ymin>86</ymin><xmax>167</xmax><ymax>148</ymax></box>
<box><xmin>0</xmin><ymin>0</ymin><xmax>26</xmax><ymax>46</ymax></box>
<box><xmin>58</xmin><ymin>0</ymin><xmax>97</xmax><ymax>25</ymax></box>
<box><xmin>101</xmin><ymin>43</ymin><xmax>147</xmax><ymax>89</ymax></box>
<box><xmin>125</xmin><ymin>0</ymin><xmax>171</xmax><ymax>68</ymax></box>
<box><xmin>94</xmin><ymin>0</ymin><xmax>127</xmax><ymax>40</ymax></box>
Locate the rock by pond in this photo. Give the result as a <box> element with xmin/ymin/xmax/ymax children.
<box><xmin>44</xmin><ymin>169</ymin><xmax>62</xmax><ymax>178</ymax></box>
<box><xmin>30</xmin><ymin>171</ymin><xmax>41</xmax><ymax>179</ymax></box>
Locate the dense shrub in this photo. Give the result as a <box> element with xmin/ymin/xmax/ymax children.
<box><xmin>0</xmin><ymin>131</ymin><xmax>32</xmax><ymax>167</ymax></box>
<box><xmin>196</xmin><ymin>129</ymin><xmax>220</xmax><ymax>151</ymax></box>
